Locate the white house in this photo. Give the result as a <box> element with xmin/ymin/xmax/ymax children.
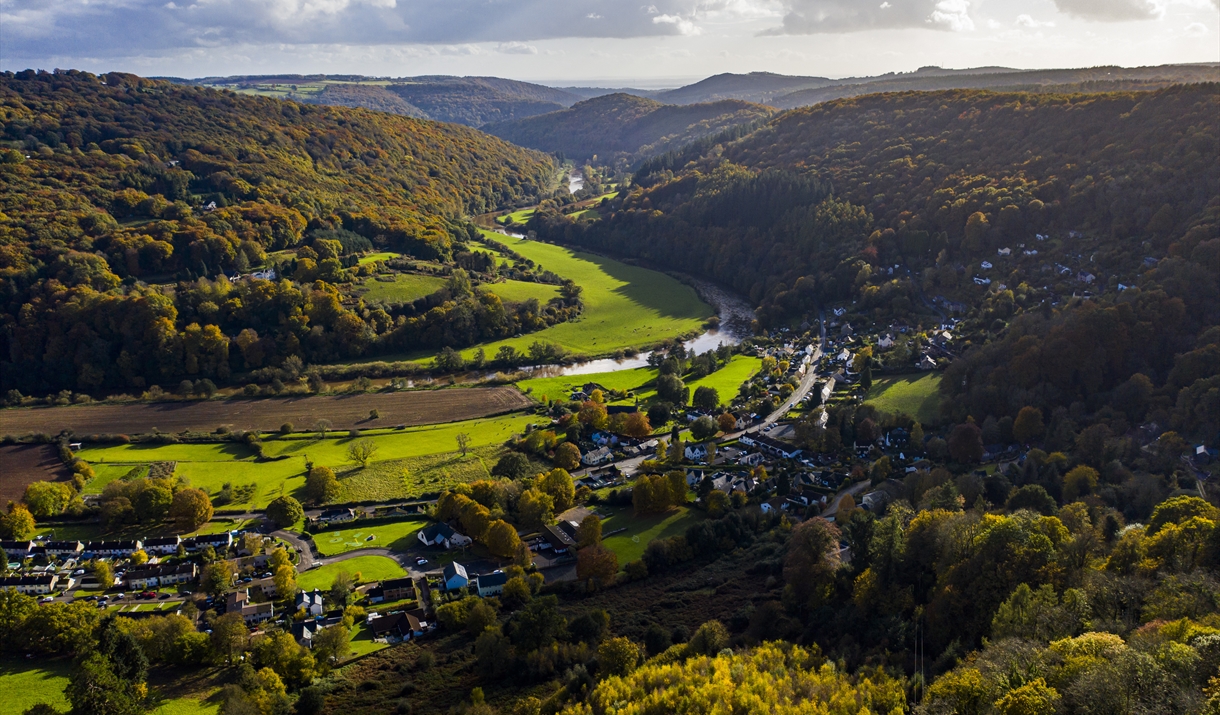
<box><xmin>443</xmin><ymin>562</ymin><xmax>469</xmax><ymax>591</ymax></box>
<box><xmin>142</xmin><ymin>536</ymin><xmax>181</xmax><ymax>556</ymax></box>
<box><xmin>739</xmin><ymin>452</ymin><xmax>766</xmax><ymax>467</ymax></box>
<box><xmin>684</xmin><ymin>444</ymin><xmax>708</xmax><ymax>462</ymax></box>
<box><xmin>296</xmin><ymin>589</ymin><xmax>325</xmax><ymax>617</ymax></box>
<box><xmin>980</xmin><ymin>261</ymin><xmax>994</xmax><ymax>270</ymax></box>
<box><xmin>476</xmin><ymin>572</ymin><xmax>508</xmax><ymax>598</ymax></box>
<box><xmin>997</xmin><ymin>248</ymin><xmax>1011</xmax><ymax>256</ymax></box>
<box><xmin>877</xmin><ymin>335</ymin><xmax>894</xmax><ymax>350</ymax></box>
<box><xmin>417</xmin><ymin>523</ymin><xmax>472</xmax><ymax>550</ymax></box>
<box><xmin>0</xmin><ymin>574</ymin><xmax>58</xmax><ymax>594</ymax></box>
<box><xmin>125</xmin><ymin>563</ymin><xmax>197</xmax><ymax>590</ymax></box>
<box><xmin>581</xmin><ymin>446</ymin><xmax>613</xmax><ymax>466</ymax></box>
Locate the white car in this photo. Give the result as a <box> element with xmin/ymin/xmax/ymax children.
<box><xmin>40</xmin><ymin>596</ymin><xmax>54</xmax><ymax>603</ymax></box>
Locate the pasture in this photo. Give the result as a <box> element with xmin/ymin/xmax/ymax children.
<box><xmin>356</xmin><ymin>251</ymin><xmax>403</xmax><ymax>265</ymax></box>
<box><xmin>599</xmin><ymin>506</ymin><xmax>701</xmax><ymax>566</ymax></box>
<box><xmin>483</xmin><ymin>280</ymin><xmax>561</xmax><ymax>304</ymax></box>
<box><xmin>314</xmin><ymin>519</ymin><xmax>427</xmax><ymax>556</ymax></box>
<box><xmin>0</xmin><ymin>386</ymin><xmax>532</xmax><ymax>437</ymax></box>
<box><xmin>299</xmin><ymin>555</ymin><xmax>406</xmax><ymax>591</ymax></box>
<box><xmin>516</xmin><ymin>366</ymin><xmax>658</xmax><ymax>404</ymax></box>
<box><xmin>356</xmin><ymin>273</ymin><xmax>447</xmax><ymax>304</ymax></box>
<box><xmin>864</xmin><ymin>372</ymin><xmax>943</xmax><ymax>424</ymax></box>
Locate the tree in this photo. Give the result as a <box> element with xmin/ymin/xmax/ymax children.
<box><xmin>311</xmin><ymin>624</ymin><xmax>351</xmax><ymax>666</ymax></box>
<box><xmin>268</xmin><ymin>547</ymin><xmax>292</xmax><ymax>572</ymax></box>
<box><xmin>517</xmin><ymin>489</ymin><xmax>554</xmax><ymax>528</ymax></box>
<box><xmin>347</xmin><ymin>438</ymin><xmax>378</xmax><ymax>467</ymax></box>
<box><xmin>67</xmin><ymin>653</ymin><xmax>145</xmax><ymax>715</ymax></box>
<box><xmin>485</xmin><ymin>520</ymin><xmax>521</xmax><ymax>559</ymax></box>
<box><xmin>455</xmin><ymin>432</ymin><xmax>471</xmax><ymax>457</ymax></box>
<box><xmin>948</xmin><ymin>422</ymin><xmax>984</xmax><ymax>463</ymax></box>
<box><xmin>597</xmin><ymin>636</ymin><xmax>639</xmax><ymax>677</ymax></box>
<box><xmin>783</xmin><ymin>518</ymin><xmax>841</xmax><ymax>610</ymax></box>
<box><xmin>208</xmin><ymin>612</ymin><xmax>249</xmax><ymax>665</ymax></box>
<box><xmin>717</xmin><ymin>412</ymin><xmax>737</xmax><ymax>433</ymax></box>
<box><xmin>491</xmin><ymin>452</ymin><xmax>531</xmax><ymax>480</ymax></box>
<box><xmin>304</xmin><ymin>466</ymin><xmax>341</xmax><ymax>504</ymax></box>
<box><xmin>435</xmin><ymin>346</ymin><xmax>465</xmax><ymax>372</ymax></box>
<box><xmin>994</xmin><ymin>678</ymin><xmax>1060</xmax><ymax>715</ymax></box>
<box><xmin>655</xmin><ymin>374</ymin><xmax>689</xmax><ymax>405</ymax></box>
<box><xmin>313</xmin><ymin>419</ymin><xmax>332</xmax><ymax>438</ymax></box>
<box><xmin>537</xmin><ymin>468</ymin><xmax>575</xmax><ymax>512</ymax></box>
<box><xmin>1013</xmin><ymin>406</ymin><xmax>1045</xmax><ymax>444</ymax></box>
<box><xmin>330</xmin><ymin>571</ymin><xmax>353</xmax><ymax>608</ymax></box>
<box><xmin>266</xmin><ymin>496</ymin><xmax>304</xmax><ymax>528</ymax></box>
<box><xmin>133</xmin><ymin>485</ymin><xmax>172</xmax><ymax>522</ymax></box>
<box><xmin>704</xmin><ymin>489</ymin><xmax>729</xmax><ymax>517</ymax></box>
<box><xmin>1062</xmin><ymin>465</ymin><xmax>1099</xmax><ymax>503</ymax></box>
<box><xmin>0</xmin><ymin>502</ymin><xmax>36</xmax><ymax>539</ymax></box>
<box><xmin>1006</xmin><ymin>484</ymin><xmax>1058</xmax><ymax>516</ymax></box>
<box><xmin>623</xmin><ymin>412</ymin><xmax>653</xmax><ymax>439</ymax></box>
<box><xmin>577</xmin><ymin>544</ymin><xmax>618</xmax><ymax>585</ymax></box>
<box><xmin>554</xmin><ymin>442</ymin><xmax>581</xmax><ymax>470</ymax></box>
<box><xmin>200</xmin><ymin>561</ymin><xmax>235</xmax><ymax>597</ymax></box>
<box><xmin>502</xmin><ymin>576</ymin><xmax>531</xmax><ymax>608</ymax></box>
<box><xmin>22</xmin><ymin>481</ymin><xmax>72</xmax><ymax>518</ymax></box>
<box><xmin>692</xmin><ymin>386</ymin><xmax>720</xmax><ymax>411</ymax></box>
<box><xmin>859</xmin><ymin>363</ymin><xmax>873</xmax><ymax>392</ymax></box>
<box><xmin>273</xmin><ymin>564</ymin><xmax>297</xmax><ymax>599</ymax></box>
<box><xmin>647</xmin><ymin>403</ymin><xmax>671</xmax><ymax>428</ymax></box>
<box><xmin>169</xmin><ymin>488</ymin><xmax>212</xmax><ymax>531</ymax></box>
<box><xmin>690</xmin><ymin>415</ymin><xmax>719</xmax><ymax>442</ymax></box>
<box><xmin>576</xmin><ymin>514</ymin><xmax>602</xmax><ymax>547</ymax></box>
<box><xmin>577</xmin><ymin>400</ymin><xmax>609</xmax><ymax>430</ymax></box>
<box><xmin>94</xmin><ymin>561</ymin><xmax>114</xmax><ymax>590</ymax></box>
<box><xmin>130</xmin><ymin>549</ymin><xmax>149</xmax><ymax>565</ymax></box>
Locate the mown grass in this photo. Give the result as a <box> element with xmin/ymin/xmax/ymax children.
<box><xmin>483</xmin><ymin>280</ymin><xmax>561</xmax><ymax>304</ymax></box>
<box><xmin>864</xmin><ymin>372</ymin><xmax>943</xmax><ymax>424</ymax></box>
<box><xmin>333</xmin><ymin>444</ymin><xmax>500</xmax><ymax>503</ymax></box>
<box><xmin>600</xmin><ymin>506</ymin><xmax>701</xmax><ymax>566</ymax></box>
<box><xmin>357</xmin><ymin>274</ymin><xmax>447</xmax><ymax>304</ymax></box>
<box><xmin>356</xmin><ymin>252</ymin><xmax>402</xmax><ymax>265</ymax></box>
<box><xmin>299</xmin><ymin>555</ymin><xmax>405</xmax><ymax>591</ymax></box>
<box><xmin>314</xmin><ymin>519</ymin><xmax>427</xmax><ymax>556</ymax></box>
<box><xmin>0</xmin><ymin>659</ymin><xmax>72</xmax><ymax>713</ymax></box>
<box><xmin>346</xmin><ymin>623</ymin><xmax>390</xmax><ymax>659</ymax></box>
<box><xmin>516</xmin><ymin>366</ymin><xmax>658</xmax><ymax>404</ymax></box>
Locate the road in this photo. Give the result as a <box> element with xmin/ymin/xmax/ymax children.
<box><xmin>821</xmin><ymin>480</ymin><xmax>871</xmax><ymax>518</ymax></box>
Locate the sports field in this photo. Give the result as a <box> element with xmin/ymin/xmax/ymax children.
<box><xmin>299</xmin><ymin>555</ymin><xmax>406</xmax><ymax>591</ymax></box>
<box><xmin>314</xmin><ymin>519</ymin><xmax>427</xmax><ymax>556</ymax></box>
<box><xmin>600</xmin><ymin>506</ymin><xmax>701</xmax><ymax>565</ymax></box>
<box><xmin>357</xmin><ymin>273</ymin><xmax>447</xmax><ymax>304</ymax></box>
<box><xmin>864</xmin><ymin>372</ymin><xmax>943</xmax><ymax>424</ymax></box>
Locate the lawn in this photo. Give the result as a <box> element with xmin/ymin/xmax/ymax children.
<box><xmin>74</xmin><ymin>414</ymin><xmax>536</xmax><ymax>508</ymax></box>
<box><xmin>0</xmin><ymin>659</ymin><xmax>72</xmax><ymax>713</ymax></box>
<box><xmin>686</xmin><ymin>356</ymin><xmax>761</xmax><ymax>407</ymax></box>
<box><xmin>600</xmin><ymin>506</ymin><xmax>702</xmax><ymax>566</ymax></box>
<box><xmin>483</xmin><ymin>280</ymin><xmax>561</xmax><ymax>304</ymax></box>
<box><xmin>516</xmin><ymin>366</ymin><xmax>658</xmax><ymax>404</ymax></box>
<box><xmin>356</xmin><ymin>274</ymin><xmax>447</xmax><ymax>304</ymax></box>
<box><xmin>314</xmin><ymin>519</ymin><xmax>427</xmax><ymax>556</ymax></box>
<box><xmin>864</xmin><ymin>372</ymin><xmax>943</xmax><ymax>424</ymax></box>
<box><xmin>346</xmin><ymin>622</ymin><xmax>390</xmax><ymax>659</ymax></box>
<box><xmin>299</xmin><ymin>555</ymin><xmax>405</xmax><ymax>591</ymax></box>
<box><xmin>458</xmin><ymin>231</ymin><xmax>711</xmax><ymax>360</ymax></box>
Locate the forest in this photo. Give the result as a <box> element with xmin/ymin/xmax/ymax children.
<box><xmin>0</xmin><ymin>70</ymin><xmax>560</xmax><ymax>394</ymax></box>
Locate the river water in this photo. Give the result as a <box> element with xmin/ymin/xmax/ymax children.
<box><xmin>568</xmin><ymin>171</ymin><xmax>583</xmax><ymax>194</ymax></box>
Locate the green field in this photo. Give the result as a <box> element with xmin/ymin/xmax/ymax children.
<box><xmin>357</xmin><ymin>252</ymin><xmax>402</xmax><ymax>265</ymax></box>
<box><xmin>497</xmin><ymin>207</ymin><xmax>536</xmax><ymax>225</ymax></box>
<box><xmin>347</xmin><ymin>622</ymin><xmax>390</xmax><ymax>658</ymax></box>
<box><xmin>483</xmin><ymin>280</ymin><xmax>561</xmax><ymax>304</ymax></box>
<box><xmin>600</xmin><ymin>506</ymin><xmax>701</xmax><ymax>565</ymax></box>
<box><xmin>864</xmin><ymin>372</ymin><xmax>943</xmax><ymax>424</ymax></box>
<box><xmin>0</xmin><ymin>662</ymin><xmax>217</xmax><ymax>714</ymax></box>
<box><xmin>517</xmin><ymin>366</ymin><xmax>658</xmax><ymax>404</ymax></box>
<box><xmin>76</xmin><ymin>414</ymin><xmax>536</xmax><ymax>508</ymax></box>
<box><xmin>299</xmin><ymin>555</ymin><xmax>406</xmax><ymax>591</ymax></box>
<box><xmin>357</xmin><ymin>274</ymin><xmax>447</xmax><ymax>304</ymax></box>
<box><xmin>314</xmin><ymin>519</ymin><xmax>427</xmax><ymax>556</ymax></box>
<box><xmin>685</xmin><ymin>356</ymin><xmax>761</xmax><ymax>407</ymax></box>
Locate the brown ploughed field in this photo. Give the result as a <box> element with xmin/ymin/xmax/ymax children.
<box><xmin>0</xmin><ymin>444</ymin><xmax>71</xmax><ymax>503</ymax></box>
<box><xmin>0</xmin><ymin>387</ymin><xmax>531</xmax><ymax>438</ymax></box>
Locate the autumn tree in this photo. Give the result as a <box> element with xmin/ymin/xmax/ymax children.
<box><xmin>266</xmin><ymin>496</ymin><xmax>304</xmax><ymax>529</ymax></box>
<box><xmin>1012</xmin><ymin>406</ymin><xmax>1045</xmax><ymax>444</ymax></box>
<box><xmin>692</xmin><ymin>386</ymin><xmax>720</xmax><ymax>411</ymax></box>
<box><xmin>485</xmin><ymin>519</ymin><xmax>521</xmax><ymax>559</ymax></box>
<box><xmin>347</xmin><ymin>438</ymin><xmax>378</xmax><ymax>467</ymax></box>
<box><xmin>456</xmin><ymin>432</ymin><xmax>471</xmax><ymax>457</ymax></box>
<box><xmin>576</xmin><ymin>514</ymin><xmax>602</xmax><ymax>547</ymax></box>
<box><xmin>273</xmin><ymin>563</ymin><xmax>297</xmax><ymax>599</ymax></box>
<box><xmin>597</xmin><ymin>636</ymin><xmax>639</xmax><ymax>676</ymax></box>
<box><xmin>554</xmin><ymin>442</ymin><xmax>581</xmax><ymax>470</ymax></box>
<box><xmin>623</xmin><ymin>411</ymin><xmax>653</xmax><ymax>439</ymax></box>
<box><xmin>537</xmin><ymin>468</ymin><xmax>575</xmax><ymax>512</ymax></box>
<box><xmin>577</xmin><ymin>544</ymin><xmax>618</xmax><ymax>586</ymax></box>
<box><xmin>783</xmin><ymin>518</ymin><xmax>841</xmax><ymax>611</ymax></box>
<box><xmin>517</xmin><ymin>488</ymin><xmax>555</xmax><ymax>528</ymax></box>
<box><xmin>577</xmin><ymin>400</ymin><xmax>609</xmax><ymax>430</ymax></box>
<box><xmin>0</xmin><ymin>502</ymin><xmax>36</xmax><ymax>539</ymax></box>
<box><xmin>170</xmin><ymin>488</ymin><xmax>213</xmax><ymax>531</ymax></box>
<box><xmin>304</xmin><ymin>466</ymin><xmax>341</xmax><ymax>504</ymax></box>
<box><xmin>948</xmin><ymin>421</ymin><xmax>984</xmax><ymax>463</ymax></box>
<box><xmin>717</xmin><ymin>412</ymin><xmax>737</xmax><ymax>433</ymax></box>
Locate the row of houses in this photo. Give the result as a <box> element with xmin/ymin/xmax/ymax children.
<box><xmin>125</xmin><ymin>563</ymin><xmax>198</xmax><ymax>590</ymax></box>
<box><xmin>2</xmin><ymin>533</ymin><xmax>233</xmax><ymax>562</ymax></box>
<box><xmin>0</xmin><ymin>574</ymin><xmax>64</xmax><ymax>594</ymax></box>
<box><xmin>739</xmin><ymin>432</ymin><xmax>803</xmax><ymax>459</ymax></box>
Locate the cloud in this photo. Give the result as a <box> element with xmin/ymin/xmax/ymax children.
<box><xmin>1050</xmin><ymin>0</ymin><xmax>1163</xmax><ymax>21</ymax></box>
<box><xmin>0</xmin><ymin>0</ymin><xmax>707</xmax><ymax>65</ymax></box>
<box><xmin>496</xmin><ymin>41</ymin><xmax>539</xmax><ymax>54</ymax></box>
<box><xmin>1184</xmin><ymin>20</ymin><xmax>1208</xmax><ymax>33</ymax></box>
<box><xmin>762</xmin><ymin>0</ymin><xmax>976</xmax><ymax>34</ymax></box>
<box><xmin>1016</xmin><ymin>14</ymin><xmax>1055</xmax><ymax>27</ymax></box>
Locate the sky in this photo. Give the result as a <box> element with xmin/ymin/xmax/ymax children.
<box><xmin>1</xmin><ymin>0</ymin><xmax>1217</xmax><ymax>85</ymax></box>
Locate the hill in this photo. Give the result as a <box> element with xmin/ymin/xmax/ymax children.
<box><xmin>654</xmin><ymin>71</ymin><xmax>835</xmax><ymax>105</ymax></box>
<box><xmin>311</xmin><ymin>83</ymin><xmax>429</xmax><ymax>118</ymax></box>
<box><xmin>483</xmin><ymin>93</ymin><xmax>775</xmax><ymax>162</ymax></box>
<box><xmin>0</xmin><ymin>69</ymin><xmax>557</xmax><ymax>394</ymax></box>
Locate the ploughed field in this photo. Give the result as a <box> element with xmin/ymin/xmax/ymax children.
<box><xmin>0</xmin><ymin>387</ymin><xmax>531</xmax><ymax>438</ymax></box>
<box><xmin>0</xmin><ymin>444</ymin><xmax>71</xmax><ymax>503</ymax></box>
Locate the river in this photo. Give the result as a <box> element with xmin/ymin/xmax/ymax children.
<box><xmin>568</xmin><ymin>171</ymin><xmax>583</xmax><ymax>194</ymax></box>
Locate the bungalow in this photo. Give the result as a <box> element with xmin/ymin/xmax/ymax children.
<box><xmin>295</xmin><ymin>589</ymin><xmax>325</xmax><ymax>617</ymax></box>
<box><xmin>581</xmin><ymin>446</ymin><xmax>613</xmax><ymax>466</ymax></box>
<box><xmin>83</xmin><ymin>540</ymin><xmax>143</xmax><ymax>558</ymax></box>
<box><xmin>0</xmin><ymin>574</ymin><xmax>58</xmax><ymax>594</ymax></box>
<box><xmin>125</xmin><ymin>562</ymin><xmax>197</xmax><ymax>590</ymax></box>
<box><xmin>543</xmin><ymin>524</ymin><xmax>577</xmax><ymax>554</ymax></box>
<box><xmin>42</xmin><ymin>541</ymin><xmax>84</xmax><ymax>558</ymax></box>
<box><xmin>183</xmin><ymin>533</ymin><xmax>232</xmax><ymax>552</ymax></box>
<box><xmin>443</xmin><ymin>562</ymin><xmax>470</xmax><ymax>591</ymax></box>
<box><xmin>318</xmin><ymin>508</ymin><xmax>356</xmax><ymax>525</ymax></box>
<box><xmin>416</xmin><ymin>523</ymin><xmax>472</xmax><ymax>550</ymax></box>
<box><xmin>381</xmin><ymin>577</ymin><xmax>415</xmax><ymax>602</ymax></box>
<box><xmin>368</xmin><ymin>612</ymin><xmax>424</xmax><ymax>642</ymax></box>
<box><xmin>142</xmin><ymin>536</ymin><xmax>181</xmax><ymax>556</ymax></box>
<box><xmin>476</xmin><ymin>572</ymin><xmax>508</xmax><ymax>597</ymax></box>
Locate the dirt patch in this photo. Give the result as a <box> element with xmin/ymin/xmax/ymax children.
<box><xmin>0</xmin><ymin>444</ymin><xmax>71</xmax><ymax>503</ymax></box>
<box><xmin>0</xmin><ymin>387</ymin><xmax>532</xmax><ymax>438</ymax></box>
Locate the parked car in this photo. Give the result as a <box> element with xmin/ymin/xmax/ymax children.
<box><xmin>415</xmin><ymin>557</ymin><xmax>428</xmax><ymax>566</ymax></box>
<box><xmin>159</xmin><ymin>593</ymin><xmax>172</xmax><ymax>599</ymax></box>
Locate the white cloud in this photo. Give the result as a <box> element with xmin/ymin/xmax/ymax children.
<box><xmin>653</xmin><ymin>13</ymin><xmax>702</xmax><ymax>34</ymax></box>
<box><xmin>1051</xmin><ymin>0</ymin><xmax>1163</xmax><ymax>21</ymax></box>
<box><xmin>880</xmin><ymin>1</ymin><xmax>892</xmax><ymax>7</ymax></box>
<box><xmin>929</xmin><ymin>0</ymin><xmax>974</xmax><ymax>31</ymax></box>
<box><xmin>1184</xmin><ymin>20</ymin><xmax>1208</xmax><ymax>33</ymax></box>
<box><xmin>497</xmin><ymin>41</ymin><xmax>539</xmax><ymax>54</ymax></box>
<box><xmin>1016</xmin><ymin>14</ymin><xmax>1055</xmax><ymax>27</ymax></box>
<box><xmin>763</xmin><ymin>0</ymin><xmax>978</xmax><ymax>34</ymax></box>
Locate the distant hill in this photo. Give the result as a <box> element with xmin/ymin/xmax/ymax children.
<box><xmin>654</xmin><ymin>71</ymin><xmax>835</xmax><ymax>105</ymax></box>
<box><xmin>313</xmin><ymin>83</ymin><xmax>429</xmax><ymax>119</ymax></box>
<box><xmin>483</xmin><ymin>93</ymin><xmax>775</xmax><ymax>163</ymax></box>
<box><xmin>772</xmin><ymin>63</ymin><xmax>1220</xmax><ymax>108</ymax></box>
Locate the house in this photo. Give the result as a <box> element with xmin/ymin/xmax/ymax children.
<box><xmin>581</xmin><ymin>446</ymin><xmax>613</xmax><ymax>466</ymax></box>
<box><xmin>83</xmin><ymin>540</ymin><xmax>143</xmax><ymax>558</ymax></box>
<box><xmin>836</xmin><ymin>348</ymin><xmax>851</xmax><ymax>363</ymax></box>
<box><xmin>443</xmin><ymin>562</ymin><xmax>470</xmax><ymax>590</ymax></box>
<box><xmin>739</xmin><ymin>452</ymin><xmax>766</xmax><ymax>467</ymax></box>
<box><xmin>980</xmin><ymin>261</ymin><xmax>993</xmax><ymax>270</ymax></box>
<box><xmin>861</xmin><ymin>491</ymin><xmax>892</xmax><ymax>512</ymax></box>
<box><xmin>183</xmin><ymin>533</ymin><xmax>232</xmax><ymax>552</ymax></box>
<box><xmin>291</xmin><ymin>617</ymin><xmax>342</xmax><ymax>648</ymax></box>
<box><xmin>125</xmin><ymin>563</ymin><xmax>197</xmax><ymax>590</ymax></box>
<box><xmin>919</xmin><ymin>355</ymin><xmax>937</xmax><ymax>370</ymax></box>
<box><xmin>0</xmin><ymin>574</ymin><xmax>58</xmax><ymax>594</ymax></box>
<box><xmin>142</xmin><ymin>536</ymin><xmax>181</xmax><ymax>556</ymax></box>
<box><xmin>820</xmin><ymin>378</ymin><xmax>836</xmax><ymax>403</ymax></box>
<box><xmin>684</xmin><ymin>444</ymin><xmax>708</xmax><ymax>462</ymax></box>
<box><xmin>318</xmin><ymin>508</ymin><xmax>356</xmax><ymax>525</ymax></box>
<box><xmin>368</xmin><ymin>612</ymin><xmax>425</xmax><ymax>642</ymax></box>
<box><xmin>417</xmin><ymin>523</ymin><xmax>472</xmax><ymax>550</ymax></box>
<box><xmin>543</xmin><ymin>524</ymin><xmax>577</xmax><ymax>554</ymax></box>
<box><xmin>476</xmin><ymin>572</ymin><xmax>508</xmax><ymax>597</ymax></box>
<box><xmin>750</xmin><ymin>434</ymin><xmax>803</xmax><ymax>459</ymax></box>
<box><xmin>295</xmin><ymin>589</ymin><xmax>325</xmax><ymax>617</ymax></box>
<box><xmin>0</xmin><ymin>541</ymin><xmax>34</xmax><ymax>558</ymax></box>
<box><xmin>226</xmin><ymin>590</ymin><xmax>274</xmax><ymax>625</ymax></box>
<box><xmin>42</xmin><ymin>541</ymin><xmax>84</xmax><ymax>558</ymax></box>
<box><xmin>997</xmin><ymin>248</ymin><xmax>1011</xmax><ymax>256</ymax></box>
<box><xmin>840</xmin><ymin>323</ymin><xmax>854</xmax><ymax>337</ymax></box>
<box><xmin>381</xmin><ymin>577</ymin><xmax>415</xmax><ymax>602</ymax></box>
<box><xmin>833</xmin><ymin>307</ymin><xmax>847</xmax><ymax>317</ymax></box>
<box><xmin>877</xmin><ymin>335</ymin><xmax>894</xmax><ymax>351</ymax></box>
<box><xmin>973</xmin><ymin>276</ymin><xmax>991</xmax><ymax>285</ymax></box>
<box><xmin>1078</xmin><ymin>272</ymin><xmax>1095</xmax><ymax>284</ymax></box>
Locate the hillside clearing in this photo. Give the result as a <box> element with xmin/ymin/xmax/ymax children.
<box><xmin>864</xmin><ymin>372</ymin><xmax>943</xmax><ymax>424</ymax></box>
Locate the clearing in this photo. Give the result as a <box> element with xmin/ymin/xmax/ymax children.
<box><xmin>355</xmin><ymin>273</ymin><xmax>447</xmax><ymax>304</ymax></box>
<box><xmin>0</xmin><ymin>661</ymin><xmax>218</xmax><ymax>714</ymax></box>
<box><xmin>313</xmin><ymin>519</ymin><xmax>427</xmax><ymax>556</ymax></box>
<box><xmin>299</xmin><ymin>555</ymin><xmax>406</xmax><ymax>591</ymax></box>
<box><xmin>864</xmin><ymin>372</ymin><xmax>943</xmax><ymax>424</ymax></box>
<box><xmin>0</xmin><ymin>386</ymin><xmax>531</xmax><ymax>437</ymax></box>
<box><xmin>0</xmin><ymin>443</ymin><xmax>70</xmax><ymax>503</ymax></box>
<box><xmin>600</xmin><ymin>506</ymin><xmax>702</xmax><ymax>566</ymax></box>
<box><xmin>482</xmin><ymin>280</ymin><xmax>561</xmax><ymax>304</ymax></box>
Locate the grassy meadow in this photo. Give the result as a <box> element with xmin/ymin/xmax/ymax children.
<box><xmin>482</xmin><ymin>280</ymin><xmax>561</xmax><ymax>304</ymax></box>
<box><xmin>864</xmin><ymin>372</ymin><xmax>943</xmax><ymax>424</ymax></box>
<box><xmin>0</xmin><ymin>661</ymin><xmax>219</xmax><ymax>715</ymax></box>
<box><xmin>298</xmin><ymin>555</ymin><xmax>406</xmax><ymax>591</ymax></box>
<box><xmin>599</xmin><ymin>506</ymin><xmax>701</xmax><ymax>566</ymax></box>
<box><xmin>313</xmin><ymin>519</ymin><xmax>427</xmax><ymax>556</ymax></box>
<box><xmin>517</xmin><ymin>355</ymin><xmax>760</xmax><ymax>411</ymax></box>
<box><xmin>356</xmin><ymin>273</ymin><xmax>447</xmax><ymax>304</ymax></box>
